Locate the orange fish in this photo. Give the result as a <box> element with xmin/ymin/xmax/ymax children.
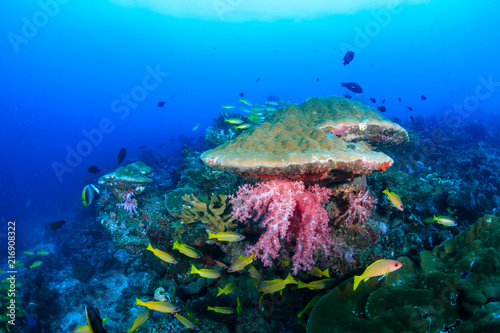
<box><xmin>353</xmin><ymin>259</ymin><xmax>402</xmax><ymax>291</ymax></box>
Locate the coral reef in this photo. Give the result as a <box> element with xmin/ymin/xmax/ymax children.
<box><xmin>201</xmin><ymin>96</ymin><xmax>404</xmax><ymax>184</ymax></box>
<box><xmin>180</xmin><ymin>193</ymin><xmax>237</xmax><ymax>232</ymax></box>
<box><xmin>230</xmin><ymin>180</ymin><xmax>332</xmax><ymax>274</ymax></box>
<box><xmin>307</xmin><ymin>214</ymin><xmax>500</xmax><ymax>333</ymax></box>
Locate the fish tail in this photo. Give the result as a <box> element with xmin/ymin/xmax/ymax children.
<box><xmin>135</xmin><ymin>298</ymin><xmax>143</xmax><ymax>306</ymax></box>
<box><xmin>383</xmin><ymin>187</ymin><xmax>389</xmax><ymax>194</ymax></box>
<box><xmin>207</xmin><ymin>231</ymin><xmax>215</xmax><ymax>239</ymax></box>
<box><xmin>323</xmin><ymin>268</ymin><xmax>330</xmax><ymax>278</ymax></box>
<box><xmin>353</xmin><ymin>275</ymin><xmax>362</xmax><ymax>291</ymax></box>
<box><xmin>172</xmin><ymin>240</ymin><xmax>179</xmax><ymax>249</ymax></box>
<box><xmin>190</xmin><ymin>265</ymin><xmax>197</xmax><ymax>275</ymax></box>
<box><xmin>285</xmin><ymin>272</ymin><xmax>298</xmax><ymax>284</ymax></box>
<box><xmin>207</xmin><ymin>305</ymin><xmax>213</xmax><ymax>311</ymax></box>
<box><xmin>146</xmin><ymin>243</ymin><xmax>153</xmax><ymax>251</ymax></box>
<box><xmin>217</xmin><ymin>287</ymin><xmax>223</xmax><ymax>297</ymax></box>
<box><xmin>433</xmin><ymin>215</ymin><xmax>437</xmax><ymax>221</ymax></box>
<box><xmin>297</xmin><ymin>281</ymin><xmax>306</xmax><ymax>289</ymax></box>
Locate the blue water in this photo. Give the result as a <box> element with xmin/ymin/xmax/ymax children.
<box><xmin>1</xmin><ymin>0</ymin><xmax>499</xmax><ymax>331</ymax></box>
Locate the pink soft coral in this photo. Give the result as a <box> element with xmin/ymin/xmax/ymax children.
<box><xmin>336</xmin><ymin>189</ymin><xmax>377</xmax><ymax>225</ymax></box>
<box><xmin>230</xmin><ymin>180</ymin><xmax>332</xmax><ymax>275</ymax></box>
<box><xmin>116</xmin><ymin>191</ymin><xmax>138</xmax><ymax>217</ymax></box>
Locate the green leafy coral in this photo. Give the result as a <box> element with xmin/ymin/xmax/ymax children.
<box><xmin>307</xmin><ymin>214</ymin><xmax>500</xmax><ymax>333</ymax></box>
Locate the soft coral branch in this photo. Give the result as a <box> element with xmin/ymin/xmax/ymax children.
<box><xmin>230</xmin><ymin>180</ymin><xmax>332</xmax><ymax>274</ymax></box>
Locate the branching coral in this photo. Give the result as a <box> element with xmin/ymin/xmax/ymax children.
<box><xmin>230</xmin><ymin>180</ymin><xmax>333</xmax><ymax>275</ymax></box>
<box><xmin>180</xmin><ymin>193</ymin><xmax>237</xmax><ymax>232</ymax></box>
<box><xmin>336</xmin><ymin>189</ymin><xmax>377</xmax><ymax>225</ymax></box>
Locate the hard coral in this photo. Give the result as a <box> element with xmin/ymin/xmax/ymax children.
<box><xmin>230</xmin><ymin>180</ymin><xmax>332</xmax><ymax>275</ymax></box>
<box><xmin>336</xmin><ymin>189</ymin><xmax>377</xmax><ymax>225</ymax></box>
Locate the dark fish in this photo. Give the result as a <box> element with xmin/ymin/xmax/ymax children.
<box><xmin>157</xmin><ymin>101</ymin><xmax>166</xmax><ymax>108</ymax></box>
<box><xmin>407</xmin><ymin>106</ymin><xmax>413</xmax><ymax>111</ymax></box>
<box><xmin>343</xmin><ymin>51</ymin><xmax>354</xmax><ymax>66</ymax></box>
<box><xmin>117</xmin><ymin>148</ymin><xmax>127</xmax><ymax>164</ymax></box>
<box><xmin>343</xmin><ymin>93</ymin><xmax>352</xmax><ymax>99</ymax></box>
<box><xmin>410</xmin><ymin>116</ymin><xmax>414</xmax><ymax>120</ymax></box>
<box><xmin>239</xmin><ymin>92</ymin><xmax>244</xmax><ymax>97</ymax></box>
<box><xmin>170</xmin><ymin>138</ymin><xmax>175</xmax><ymax>142</ymax></box>
<box><xmin>461</xmin><ymin>270</ymin><xmax>470</xmax><ymax>279</ymax></box>
<box><xmin>421</xmin><ymin>95</ymin><xmax>427</xmax><ymax>100</ymax></box>
<box><xmin>88</xmin><ymin>166</ymin><xmax>100</xmax><ymax>173</ymax></box>
<box><xmin>398</xmin><ymin>97</ymin><xmax>401</xmax><ymax>102</ymax></box>
<box><xmin>316</xmin><ymin>77</ymin><xmax>319</xmax><ymax>82</ymax></box>
<box><xmin>382</xmin><ymin>99</ymin><xmax>386</xmax><ymax>104</ymax></box>
<box><xmin>341</xmin><ymin>82</ymin><xmax>363</xmax><ymax>93</ymax></box>
<box><xmin>139</xmin><ymin>145</ymin><xmax>146</xmax><ymax>149</ymax></box>
<box><xmin>86</xmin><ymin>304</ymin><xmax>107</xmax><ymax>333</ymax></box>
<box><xmin>370</xmin><ymin>98</ymin><xmax>376</xmax><ymax>103</ymax></box>
<box><xmin>256</xmin><ymin>77</ymin><xmax>260</xmax><ymax>83</ymax></box>
<box><xmin>49</xmin><ymin>220</ymin><xmax>65</xmax><ymax>231</ymax></box>
<box><xmin>377</xmin><ymin>106</ymin><xmax>387</xmax><ymax>112</ymax></box>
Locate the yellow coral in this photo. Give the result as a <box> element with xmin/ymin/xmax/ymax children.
<box><xmin>180</xmin><ymin>193</ymin><xmax>236</xmax><ymax>232</ymax></box>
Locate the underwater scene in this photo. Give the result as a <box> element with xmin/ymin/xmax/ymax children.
<box><xmin>1</xmin><ymin>0</ymin><xmax>500</xmax><ymax>332</ymax></box>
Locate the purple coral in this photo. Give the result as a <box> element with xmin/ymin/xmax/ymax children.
<box><xmin>337</xmin><ymin>189</ymin><xmax>377</xmax><ymax>225</ymax></box>
<box><xmin>117</xmin><ymin>191</ymin><xmax>138</xmax><ymax>217</ymax></box>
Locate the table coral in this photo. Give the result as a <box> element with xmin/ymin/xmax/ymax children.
<box><xmin>201</xmin><ymin>96</ymin><xmax>406</xmax><ymax>185</ymax></box>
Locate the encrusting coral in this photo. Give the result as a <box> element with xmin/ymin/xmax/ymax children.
<box><xmin>180</xmin><ymin>193</ymin><xmax>237</xmax><ymax>232</ymax></box>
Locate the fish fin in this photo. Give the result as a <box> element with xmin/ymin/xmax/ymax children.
<box><xmin>353</xmin><ymin>275</ymin><xmax>362</xmax><ymax>291</ymax></box>
<box><xmin>172</xmin><ymin>240</ymin><xmax>179</xmax><ymax>249</ymax></box>
<box><xmin>323</xmin><ymin>268</ymin><xmax>330</xmax><ymax>278</ymax></box>
<box><xmin>378</xmin><ymin>274</ymin><xmax>386</xmax><ymax>281</ymax></box>
<box><xmin>297</xmin><ymin>280</ymin><xmax>306</xmax><ymax>289</ymax></box>
<box><xmin>146</xmin><ymin>243</ymin><xmax>153</xmax><ymax>251</ymax></box>
<box><xmin>190</xmin><ymin>265</ymin><xmax>197</xmax><ymax>275</ymax></box>
<box><xmin>216</xmin><ymin>287</ymin><xmax>223</xmax><ymax>297</ymax></box>
<box><xmin>135</xmin><ymin>298</ymin><xmax>142</xmax><ymax>306</ymax></box>
<box><xmin>285</xmin><ymin>273</ymin><xmax>298</xmax><ymax>284</ymax></box>
<box><xmin>207</xmin><ymin>231</ymin><xmax>215</xmax><ymax>239</ymax></box>
<box><xmin>383</xmin><ymin>187</ymin><xmax>389</xmax><ymax>194</ymax></box>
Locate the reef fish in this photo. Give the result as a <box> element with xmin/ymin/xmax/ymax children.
<box><xmin>432</xmin><ymin>215</ymin><xmax>457</xmax><ymax>227</ymax></box>
<box><xmin>207</xmin><ymin>231</ymin><xmax>245</xmax><ymax>242</ymax></box>
<box><xmin>217</xmin><ymin>281</ymin><xmax>237</xmax><ymax>297</ymax></box>
<box><xmin>190</xmin><ymin>265</ymin><xmax>221</xmax><ymax>279</ymax></box>
<box><xmin>343</xmin><ymin>51</ymin><xmax>354</xmax><ymax>65</ymax></box>
<box><xmin>86</xmin><ymin>304</ymin><xmax>107</xmax><ymax>333</ymax></box>
<box><xmin>146</xmin><ymin>243</ymin><xmax>177</xmax><ymax>264</ymax></box>
<box><xmin>174</xmin><ymin>313</ymin><xmax>200</xmax><ymax>330</ymax></box>
<box><xmin>37</xmin><ymin>250</ymin><xmax>50</xmax><ymax>255</ymax></box>
<box><xmin>207</xmin><ymin>306</ymin><xmax>235</xmax><ymax>314</ymax></box>
<box><xmin>127</xmin><ymin>310</ymin><xmax>149</xmax><ymax>333</ymax></box>
<box><xmin>135</xmin><ymin>298</ymin><xmax>181</xmax><ymax>313</ymax></box>
<box><xmin>224</xmin><ymin>118</ymin><xmax>244</xmax><ymax>125</ymax></box>
<box><xmin>157</xmin><ymin>101</ymin><xmax>165</xmax><ymax>108</ymax></box>
<box><xmin>82</xmin><ymin>184</ymin><xmax>100</xmax><ymax>207</ymax></box>
<box><xmin>192</xmin><ymin>123</ymin><xmax>200</xmax><ymax>131</ymax></box>
<box><xmin>377</xmin><ymin>106</ymin><xmax>387</xmax><ymax>112</ymax></box>
<box><xmin>222</xmin><ymin>105</ymin><xmax>235</xmax><ymax>109</ymax></box>
<box><xmin>172</xmin><ymin>241</ymin><xmax>200</xmax><ymax>258</ymax></box>
<box><xmin>341</xmin><ymin>82</ymin><xmax>363</xmax><ymax>93</ymax></box>
<box><xmin>30</xmin><ymin>260</ymin><xmax>43</xmax><ymax>269</ymax></box>
<box><xmin>88</xmin><ymin>166</ymin><xmax>100</xmax><ymax>173</ymax></box>
<box><xmin>24</xmin><ymin>251</ymin><xmax>34</xmax><ymax>255</ymax></box>
<box><xmin>258</xmin><ymin>272</ymin><xmax>298</xmax><ymax>294</ymax></box>
<box><xmin>421</xmin><ymin>95</ymin><xmax>427</xmax><ymax>100</ymax></box>
<box><xmin>407</xmin><ymin>106</ymin><xmax>413</xmax><ymax>111</ymax></box>
<box><xmin>383</xmin><ymin>187</ymin><xmax>404</xmax><ymax>211</ymax></box>
<box><xmin>308</xmin><ymin>266</ymin><xmax>330</xmax><ymax>278</ymax></box>
<box><xmin>117</xmin><ymin>148</ymin><xmax>127</xmax><ymax>164</ymax></box>
<box><xmin>298</xmin><ymin>278</ymin><xmax>337</xmax><ymax>290</ymax></box>
<box><xmin>228</xmin><ymin>253</ymin><xmax>254</xmax><ymax>273</ymax></box>
<box><xmin>353</xmin><ymin>259</ymin><xmax>403</xmax><ymax>291</ymax></box>
<box><xmin>49</xmin><ymin>220</ymin><xmax>65</xmax><ymax>231</ymax></box>
<box><xmin>239</xmin><ymin>98</ymin><xmax>253</xmax><ymax>106</ymax></box>
<box><xmin>247</xmin><ymin>265</ymin><xmax>264</xmax><ymax>281</ymax></box>
<box><xmin>370</xmin><ymin>98</ymin><xmax>376</xmax><ymax>103</ymax></box>
<box><xmin>236</xmin><ymin>296</ymin><xmax>243</xmax><ymax>315</ymax></box>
